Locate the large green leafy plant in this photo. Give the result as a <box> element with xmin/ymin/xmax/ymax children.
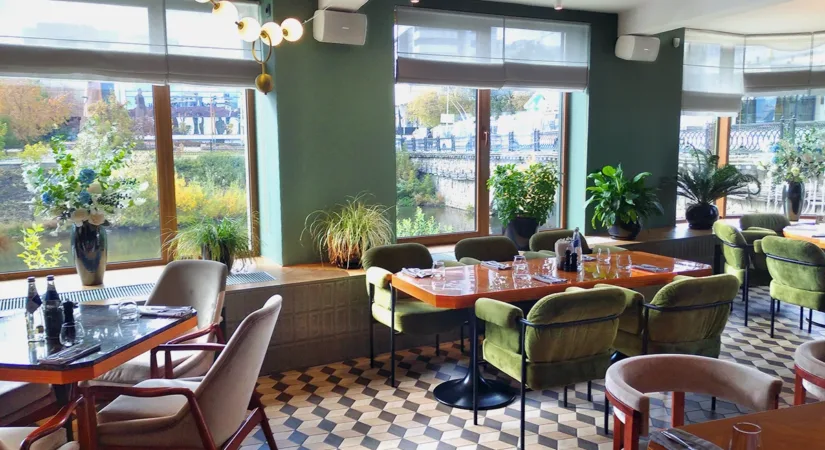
<box><xmin>487</xmin><ymin>162</ymin><xmax>560</xmax><ymax>225</ymax></box>
<box><xmin>677</xmin><ymin>149</ymin><xmax>760</xmax><ymax>205</ymax></box>
<box><xmin>585</xmin><ymin>165</ymin><xmax>663</xmax><ymax>229</ymax></box>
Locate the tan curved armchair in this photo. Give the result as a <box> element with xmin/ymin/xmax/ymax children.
<box><xmin>605</xmin><ymin>354</ymin><xmax>782</xmax><ymax>450</ymax></box>
<box><xmin>0</xmin><ymin>396</ymin><xmax>85</xmax><ymax>450</ymax></box>
<box><xmin>87</xmin><ymin>260</ymin><xmax>228</xmax><ymax>387</ymax></box>
<box><xmin>794</xmin><ymin>339</ymin><xmax>825</xmax><ymax>405</ymax></box>
<box><xmin>83</xmin><ymin>295</ymin><xmax>283</xmax><ymax>450</ymax></box>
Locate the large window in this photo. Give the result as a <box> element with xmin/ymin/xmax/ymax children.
<box><xmin>677</xmin><ymin>114</ymin><xmax>719</xmax><ymax>220</ymax></box>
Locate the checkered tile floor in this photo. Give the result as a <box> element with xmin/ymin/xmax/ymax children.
<box><xmin>243</xmin><ymin>287</ymin><xmax>825</xmax><ymax>450</ymax></box>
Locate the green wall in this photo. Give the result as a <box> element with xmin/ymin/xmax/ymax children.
<box><xmin>258</xmin><ymin>0</ymin><xmax>685</xmax><ymax>265</ymax></box>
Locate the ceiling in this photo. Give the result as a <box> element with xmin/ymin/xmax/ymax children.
<box><xmin>480</xmin><ymin>0</ymin><xmax>646</xmax><ymax>13</ymax></box>
<box><xmin>695</xmin><ymin>0</ymin><xmax>825</xmax><ymax>34</ymax></box>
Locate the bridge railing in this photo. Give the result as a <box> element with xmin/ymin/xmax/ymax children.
<box><xmin>396</xmin><ymin>130</ymin><xmax>561</xmax><ymax>153</ymax></box>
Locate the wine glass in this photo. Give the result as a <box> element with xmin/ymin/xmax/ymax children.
<box><xmin>729</xmin><ymin>422</ymin><xmax>761</xmax><ymax>450</ymax></box>
<box><xmin>616</xmin><ymin>254</ymin><xmax>633</xmax><ymax>272</ymax></box>
<box><xmin>597</xmin><ymin>247</ymin><xmax>611</xmax><ymax>265</ymax></box>
<box><xmin>59</xmin><ymin>322</ymin><xmax>85</xmax><ymax>347</ymax></box>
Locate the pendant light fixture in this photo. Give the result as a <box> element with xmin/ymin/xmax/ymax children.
<box><xmin>554</xmin><ymin>0</ymin><xmax>563</xmax><ymax>10</ymax></box>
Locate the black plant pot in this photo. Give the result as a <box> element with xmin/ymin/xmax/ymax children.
<box><xmin>336</xmin><ymin>258</ymin><xmax>362</xmax><ymax>270</ymax></box>
<box><xmin>608</xmin><ymin>221</ymin><xmax>642</xmax><ymax>240</ymax></box>
<box><xmin>503</xmin><ymin>217</ymin><xmax>539</xmax><ymax>251</ymax></box>
<box><xmin>685</xmin><ymin>203</ymin><xmax>719</xmax><ymax>230</ymax></box>
<box><xmin>202</xmin><ymin>244</ymin><xmax>234</xmax><ymax>272</ymax></box>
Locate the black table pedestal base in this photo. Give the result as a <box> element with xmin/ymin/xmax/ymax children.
<box><xmin>433</xmin><ymin>370</ymin><xmax>515</xmax><ymax>410</ymax></box>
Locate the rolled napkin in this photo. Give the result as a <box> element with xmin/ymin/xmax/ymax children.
<box><xmin>482</xmin><ymin>261</ymin><xmax>511</xmax><ymax>270</ymax></box>
<box><xmin>650</xmin><ymin>428</ymin><xmax>723</xmax><ymax>450</ymax></box>
<box><xmin>401</xmin><ymin>268</ymin><xmax>432</xmax><ymax>278</ymax></box>
<box><xmin>138</xmin><ymin>305</ymin><xmax>195</xmax><ymax>318</ymax></box>
<box><xmin>532</xmin><ymin>274</ymin><xmax>568</xmax><ymax>285</ymax></box>
<box><xmin>39</xmin><ymin>343</ymin><xmax>102</xmax><ymax>366</ymax></box>
<box><xmin>581</xmin><ymin>255</ymin><xmax>596</xmax><ymax>262</ymax></box>
<box><xmin>631</xmin><ymin>264</ymin><xmax>669</xmax><ymax>273</ymax></box>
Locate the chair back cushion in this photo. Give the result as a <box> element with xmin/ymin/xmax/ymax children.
<box><xmin>762</xmin><ymin>236</ymin><xmax>825</xmax><ymax>292</ymax></box>
<box><xmin>713</xmin><ymin>222</ymin><xmax>749</xmax><ymax>270</ymax></box>
<box><xmin>455</xmin><ymin>236</ymin><xmax>519</xmax><ymax>262</ymax></box>
<box><xmin>194</xmin><ymin>295</ymin><xmax>282</xmax><ymax>446</ymax></box>
<box><xmin>362</xmin><ymin>243</ymin><xmax>433</xmax><ymax>274</ymax></box>
<box><xmin>647</xmin><ymin>274</ymin><xmax>737</xmax><ymax>343</ymax></box>
<box><xmin>524</xmin><ymin>288</ymin><xmax>625</xmax><ymax>363</ymax></box>
<box><xmin>740</xmin><ymin>214</ymin><xmax>790</xmax><ymax>235</ymax></box>
<box><xmin>147</xmin><ymin>260</ymin><xmax>228</xmax><ymax>330</ymax></box>
<box><xmin>529</xmin><ymin>230</ymin><xmax>592</xmax><ymax>254</ymax></box>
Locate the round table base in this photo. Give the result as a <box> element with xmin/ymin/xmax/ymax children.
<box><xmin>433</xmin><ymin>371</ymin><xmax>516</xmax><ymax>410</ymax></box>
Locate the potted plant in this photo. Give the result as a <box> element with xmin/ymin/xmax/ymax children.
<box><xmin>585</xmin><ymin>165</ymin><xmax>663</xmax><ymax>239</ymax></box>
<box><xmin>487</xmin><ymin>162</ymin><xmax>560</xmax><ymax>250</ymax></box>
<box><xmin>676</xmin><ymin>148</ymin><xmax>760</xmax><ymax>229</ymax></box>
<box><xmin>759</xmin><ymin>130</ymin><xmax>825</xmax><ymax>221</ymax></box>
<box><xmin>303</xmin><ymin>194</ymin><xmax>394</xmax><ymax>269</ymax></box>
<box><xmin>23</xmin><ymin>138</ymin><xmax>146</xmax><ymax>285</ymax></box>
<box><xmin>166</xmin><ymin>217</ymin><xmax>257</xmax><ymax>272</ymax></box>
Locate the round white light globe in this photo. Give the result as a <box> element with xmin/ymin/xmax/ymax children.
<box><xmin>260</xmin><ymin>22</ymin><xmax>283</xmax><ymax>46</ymax></box>
<box><xmin>281</xmin><ymin>18</ymin><xmax>303</xmax><ymax>42</ymax></box>
<box><xmin>212</xmin><ymin>1</ymin><xmax>238</xmax><ymax>22</ymax></box>
<box><xmin>237</xmin><ymin>17</ymin><xmax>262</xmax><ymax>42</ymax></box>
<box><xmin>195</xmin><ymin>0</ymin><xmax>210</xmax><ymax>3</ymax></box>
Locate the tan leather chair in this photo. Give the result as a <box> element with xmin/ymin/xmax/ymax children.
<box><xmin>0</xmin><ymin>382</ymin><xmax>57</xmax><ymax>427</ymax></box>
<box><xmin>605</xmin><ymin>354</ymin><xmax>782</xmax><ymax>450</ymax></box>
<box><xmin>82</xmin><ymin>295</ymin><xmax>282</xmax><ymax>450</ymax></box>
<box><xmin>794</xmin><ymin>339</ymin><xmax>825</xmax><ymax>405</ymax></box>
<box><xmin>0</xmin><ymin>396</ymin><xmax>85</xmax><ymax>450</ymax></box>
<box><xmin>86</xmin><ymin>260</ymin><xmax>228</xmax><ymax>387</ymax></box>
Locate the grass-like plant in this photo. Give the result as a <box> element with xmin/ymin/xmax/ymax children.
<box><xmin>165</xmin><ymin>216</ymin><xmax>257</xmax><ymax>271</ymax></box>
<box><xmin>304</xmin><ymin>194</ymin><xmax>393</xmax><ymax>269</ymax></box>
<box><xmin>677</xmin><ymin>148</ymin><xmax>760</xmax><ymax>206</ymax></box>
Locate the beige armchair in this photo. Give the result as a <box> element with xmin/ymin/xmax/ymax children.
<box><xmin>82</xmin><ymin>295</ymin><xmax>283</xmax><ymax>450</ymax></box>
<box><xmin>605</xmin><ymin>354</ymin><xmax>782</xmax><ymax>450</ymax></box>
<box><xmin>794</xmin><ymin>339</ymin><xmax>825</xmax><ymax>405</ymax></box>
<box><xmin>0</xmin><ymin>382</ymin><xmax>57</xmax><ymax>427</ymax></box>
<box><xmin>86</xmin><ymin>260</ymin><xmax>228</xmax><ymax>387</ymax></box>
<box><xmin>0</xmin><ymin>396</ymin><xmax>84</xmax><ymax>450</ymax></box>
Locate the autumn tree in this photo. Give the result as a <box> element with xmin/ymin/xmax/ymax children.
<box><xmin>405</xmin><ymin>89</ymin><xmax>475</xmax><ymax>129</ymax></box>
<box><xmin>73</xmin><ymin>95</ymin><xmax>136</xmax><ymax>165</ymax></box>
<box><xmin>491</xmin><ymin>90</ymin><xmax>534</xmax><ymax>118</ymax></box>
<box><xmin>0</xmin><ymin>82</ymin><xmax>72</xmax><ymax>144</ymax></box>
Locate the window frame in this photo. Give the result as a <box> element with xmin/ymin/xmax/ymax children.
<box><xmin>397</xmin><ymin>89</ymin><xmax>570</xmax><ymax>245</ymax></box>
<box><xmin>0</xmin><ymin>84</ymin><xmax>260</xmax><ymax>281</ymax></box>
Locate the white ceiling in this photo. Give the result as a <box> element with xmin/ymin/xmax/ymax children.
<box><xmin>484</xmin><ymin>0</ymin><xmax>825</xmax><ymax>35</ymax></box>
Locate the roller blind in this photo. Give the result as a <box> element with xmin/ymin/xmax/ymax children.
<box><xmin>0</xmin><ymin>0</ymin><xmax>261</xmax><ymax>86</ymax></box>
<box><xmin>681</xmin><ymin>30</ymin><xmax>744</xmax><ymax>116</ymax></box>
<box><xmin>395</xmin><ymin>7</ymin><xmax>590</xmax><ymax>91</ymax></box>
<box><xmin>743</xmin><ymin>34</ymin><xmax>815</xmax><ymax>94</ymax></box>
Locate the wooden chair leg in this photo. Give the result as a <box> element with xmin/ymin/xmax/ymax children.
<box><xmin>794</xmin><ymin>373</ymin><xmax>807</xmax><ymax>406</ymax></box>
<box><xmin>671</xmin><ymin>392</ymin><xmax>685</xmax><ymax>428</ymax></box>
<box><xmin>257</xmin><ymin>408</ymin><xmax>279</xmax><ymax>450</ymax></box>
<box><xmin>624</xmin><ymin>414</ymin><xmax>640</xmax><ymax>450</ymax></box>
<box><xmin>612</xmin><ymin>415</ymin><xmax>623</xmax><ymax>450</ymax></box>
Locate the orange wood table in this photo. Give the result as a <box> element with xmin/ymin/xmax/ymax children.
<box><xmin>784</xmin><ymin>225</ymin><xmax>825</xmax><ymax>249</ymax></box>
<box><xmin>648</xmin><ymin>402</ymin><xmax>825</xmax><ymax>450</ymax></box>
<box><xmin>391</xmin><ymin>251</ymin><xmax>712</xmax><ymax>410</ymax></box>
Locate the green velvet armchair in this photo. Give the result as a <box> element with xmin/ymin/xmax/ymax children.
<box><xmin>608</xmin><ymin>274</ymin><xmax>739</xmax><ymax>358</ymax></box>
<box><xmin>712</xmin><ymin>221</ymin><xmax>776</xmax><ymax>325</ymax></box>
<box><xmin>761</xmin><ymin>236</ymin><xmax>825</xmax><ymax>338</ymax></box>
<box><xmin>740</xmin><ymin>213</ymin><xmax>791</xmax><ymax>236</ymax></box>
<box><xmin>474</xmin><ymin>288</ymin><xmax>626</xmax><ymax>449</ymax></box>
<box><xmin>362</xmin><ymin>243</ymin><xmax>466</xmax><ymax>386</ymax></box>
<box><xmin>454</xmin><ymin>236</ymin><xmax>546</xmax><ymax>265</ymax></box>
<box><xmin>528</xmin><ymin>229</ymin><xmax>626</xmax><ymax>257</ymax></box>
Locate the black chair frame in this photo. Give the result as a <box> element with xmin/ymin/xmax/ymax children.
<box><xmin>764</xmin><ymin>253</ymin><xmax>825</xmax><ymax>338</ymax></box>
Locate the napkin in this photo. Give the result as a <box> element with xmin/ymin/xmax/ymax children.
<box><xmin>138</xmin><ymin>306</ymin><xmax>195</xmax><ymax>318</ymax></box>
<box><xmin>649</xmin><ymin>428</ymin><xmax>723</xmax><ymax>450</ymax></box>
<box><xmin>401</xmin><ymin>268</ymin><xmax>432</xmax><ymax>278</ymax></box>
<box><xmin>631</xmin><ymin>264</ymin><xmax>669</xmax><ymax>273</ymax></box>
<box><xmin>39</xmin><ymin>343</ymin><xmax>101</xmax><ymax>366</ymax></box>
<box><xmin>532</xmin><ymin>274</ymin><xmax>568</xmax><ymax>284</ymax></box>
<box><xmin>482</xmin><ymin>261</ymin><xmax>511</xmax><ymax>270</ymax></box>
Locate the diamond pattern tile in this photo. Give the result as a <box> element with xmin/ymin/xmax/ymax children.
<box><xmin>243</xmin><ymin>287</ymin><xmax>825</xmax><ymax>449</ymax></box>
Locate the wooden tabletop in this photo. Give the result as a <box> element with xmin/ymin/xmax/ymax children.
<box><xmin>784</xmin><ymin>224</ymin><xmax>825</xmax><ymax>249</ymax></box>
<box><xmin>391</xmin><ymin>251</ymin><xmax>712</xmax><ymax>309</ymax></box>
<box><xmin>648</xmin><ymin>402</ymin><xmax>825</xmax><ymax>450</ymax></box>
<box><xmin>0</xmin><ymin>304</ymin><xmax>196</xmax><ymax>384</ymax></box>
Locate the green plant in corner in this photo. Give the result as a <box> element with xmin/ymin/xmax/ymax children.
<box><xmin>585</xmin><ymin>165</ymin><xmax>663</xmax><ymax>236</ymax></box>
<box><xmin>487</xmin><ymin>162</ymin><xmax>560</xmax><ymax>226</ymax></box>
<box><xmin>165</xmin><ymin>216</ymin><xmax>257</xmax><ymax>272</ymax></box>
<box><xmin>303</xmin><ymin>194</ymin><xmax>394</xmax><ymax>269</ymax></box>
<box><xmin>17</xmin><ymin>223</ymin><xmax>67</xmax><ymax>269</ymax></box>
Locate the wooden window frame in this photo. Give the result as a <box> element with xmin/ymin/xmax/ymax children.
<box><xmin>0</xmin><ymin>85</ymin><xmax>260</xmax><ymax>281</ymax></box>
<box><xmin>398</xmin><ymin>89</ymin><xmax>571</xmax><ymax>245</ymax></box>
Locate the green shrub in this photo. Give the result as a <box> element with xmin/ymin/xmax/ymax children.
<box><xmin>396</xmin><ymin>151</ymin><xmax>442</xmax><ymax>207</ymax></box>
<box><xmin>174</xmin><ymin>152</ymin><xmax>246</xmax><ymax>189</ymax></box>
<box><xmin>397</xmin><ymin>207</ymin><xmax>453</xmax><ymax>238</ymax></box>
<box><xmin>17</xmin><ymin>223</ymin><xmax>67</xmax><ymax>269</ymax></box>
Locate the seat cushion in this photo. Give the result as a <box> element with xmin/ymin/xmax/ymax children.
<box><xmin>803</xmin><ymin>379</ymin><xmax>825</xmax><ymax>401</ymax></box>
<box><xmin>97</xmin><ymin>379</ymin><xmax>201</xmax><ymax>425</ymax></box>
<box><xmin>613</xmin><ymin>330</ymin><xmax>722</xmax><ymax>358</ymax></box>
<box><xmin>770</xmin><ymin>282</ymin><xmax>825</xmax><ymax>311</ymax></box>
<box><xmin>372</xmin><ymin>300</ymin><xmax>465</xmax><ymax>336</ymax></box>
<box><xmin>88</xmin><ymin>348</ymin><xmax>212</xmax><ymax>387</ymax></box>
<box><xmin>0</xmin><ymin>382</ymin><xmax>53</xmax><ymax>425</ymax></box>
<box><xmin>0</xmin><ymin>427</ymin><xmax>67</xmax><ymax>450</ymax></box>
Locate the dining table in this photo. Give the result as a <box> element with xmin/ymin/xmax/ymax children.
<box><xmin>0</xmin><ymin>303</ymin><xmax>197</xmax><ymax>441</ymax></box>
<box><xmin>783</xmin><ymin>223</ymin><xmax>825</xmax><ymax>249</ymax></box>
<box><xmin>390</xmin><ymin>251</ymin><xmax>712</xmax><ymax>410</ymax></box>
<box><xmin>647</xmin><ymin>401</ymin><xmax>825</xmax><ymax>449</ymax></box>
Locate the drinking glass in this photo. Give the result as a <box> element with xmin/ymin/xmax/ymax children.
<box><xmin>513</xmin><ymin>255</ymin><xmax>529</xmax><ymax>280</ymax></box>
<box><xmin>59</xmin><ymin>322</ymin><xmax>85</xmax><ymax>347</ymax></box>
<box><xmin>616</xmin><ymin>254</ymin><xmax>633</xmax><ymax>272</ymax></box>
<box><xmin>542</xmin><ymin>258</ymin><xmax>555</xmax><ymax>276</ymax></box>
<box><xmin>431</xmin><ymin>261</ymin><xmax>446</xmax><ymax>288</ymax></box>
<box><xmin>729</xmin><ymin>422</ymin><xmax>761</xmax><ymax>450</ymax></box>
<box><xmin>597</xmin><ymin>247</ymin><xmax>611</xmax><ymax>265</ymax></box>
<box><xmin>118</xmin><ymin>300</ymin><xmax>139</xmax><ymax>321</ymax></box>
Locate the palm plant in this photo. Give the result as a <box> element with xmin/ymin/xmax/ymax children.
<box><xmin>303</xmin><ymin>194</ymin><xmax>394</xmax><ymax>269</ymax></box>
<box><xmin>165</xmin><ymin>216</ymin><xmax>257</xmax><ymax>271</ymax></box>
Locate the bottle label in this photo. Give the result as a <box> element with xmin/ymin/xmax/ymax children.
<box><xmin>25</xmin><ymin>294</ymin><xmax>41</xmax><ymax>314</ymax></box>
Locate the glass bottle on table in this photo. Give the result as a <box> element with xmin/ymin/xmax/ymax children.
<box><xmin>42</xmin><ymin>275</ymin><xmax>63</xmax><ymax>341</ymax></box>
<box><xmin>25</xmin><ymin>277</ymin><xmax>45</xmax><ymax>342</ymax></box>
<box><xmin>572</xmin><ymin>227</ymin><xmax>584</xmax><ymax>266</ymax></box>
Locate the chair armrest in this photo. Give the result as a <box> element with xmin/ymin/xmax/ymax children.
<box><xmin>742</xmin><ymin>229</ymin><xmax>777</xmax><ymax>244</ymax></box>
<box><xmin>594</xmin><ymin>283</ymin><xmax>643</xmax><ymax>301</ymax></box>
<box><xmin>475</xmin><ymin>298</ymin><xmax>523</xmax><ymax>329</ymax></box>
<box><xmin>442</xmin><ymin>260</ymin><xmax>465</xmax><ymax>268</ymax></box>
<box><xmin>167</xmin><ymin>323</ymin><xmax>224</xmax><ymax>345</ymax></box>
<box><xmin>366</xmin><ymin>267</ymin><xmax>392</xmax><ymax>289</ymax></box>
<box><xmin>150</xmin><ymin>343</ymin><xmax>226</xmax><ymax>379</ymax></box>
<box><xmin>672</xmin><ymin>275</ymin><xmax>693</xmax><ymax>283</ymax></box>
<box><xmin>522</xmin><ymin>251</ymin><xmax>549</xmax><ymax>260</ymax></box>
<box><xmin>21</xmin><ymin>396</ymin><xmax>85</xmax><ymax>450</ymax></box>
<box><xmin>459</xmin><ymin>257</ymin><xmax>482</xmax><ymax>265</ymax></box>
<box><xmin>754</xmin><ymin>239</ymin><xmax>764</xmax><ymax>254</ymax></box>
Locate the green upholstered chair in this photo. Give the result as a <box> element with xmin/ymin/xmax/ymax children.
<box><xmin>712</xmin><ymin>221</ymin><xmax>776</xmax><ymax>325</ymax></box>
<box><xmin>362</xmin><ymin>243</ymin><xmax>467</xmax><ymax>386</ymax></box>
<box><xmin>740</xmin><ymin>213</ymin><xmax>791</xmax><ymax>236</ymax></box>
<box><xmin>528</xmin><ymin>229</ymin><xmax>626</xmax><ymax>257</ymax></box>
<box><xmin>474</xmin><ymin>288</ymin><xmax>626</xmax><ymax>449</ymax></box>
<box><xmin>608</xmin><ymin>274</ymin><xmax>739</xmax><ymax>358</ymax></box>
<box><xmin>760</xmin><ymin>236</ymin><xmax>825</xmax><ymax>338</ymax></box>
<box><xmin>454</xmin><ymin>236</ymin><xmax>546</xmax><ymax>265</ymax></box>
